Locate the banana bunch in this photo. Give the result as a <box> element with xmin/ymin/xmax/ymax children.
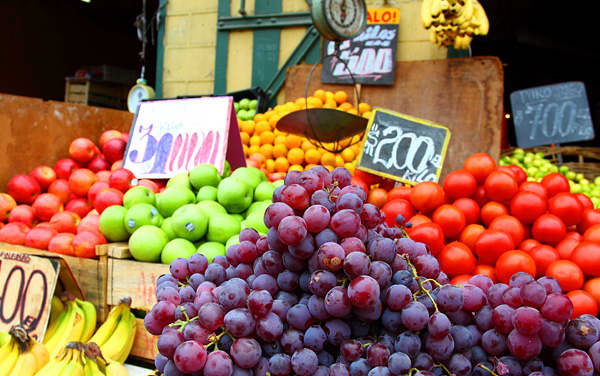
<box><xmin>43</xmin><ymin>295</ymin><xmax>97</xmax><ymax>359</ymax></box>
<box><xmin>88</xmin><ymin>297</ymin><xmax>136</xmax><ymax>364</ymax></box>
<box><xmin>0</xmin><ymin>325</ymin><xmax>49</xmax><ymax>376</ymax></box>
<box><xmin>421</xmin><ymin>0</ymin><xmax>489</xmax><ymax>49</ymax></box>
<box><xmin>34</xmin><ymin>342</ymin><xmax>129</xmax><ymax>376</ymax></box>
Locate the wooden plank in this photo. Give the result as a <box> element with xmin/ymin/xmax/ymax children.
<box><xmin>284</xmin><ymin>57</ymin><xmax>504</xmax><ymax>181</ymax></box>
<box><xmin>130</xmin><ymin>317</ymin><xmax>159</xmax><ymax>362</ymax></box>
<box><xmin>107</xmin><ymin>258</ymin><xmax>170</xmax><ymax>311</ymax></box>
<box><xmin>96</xmin><ymin>242</ymin><xmax>130</xmax><ymax>258</ymax></box>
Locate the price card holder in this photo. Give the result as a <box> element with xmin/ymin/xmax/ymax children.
<box><xmin>510</xmin><ymin>81</ymin><xmax>595</xmax><ymax>148</ymax></box>
<box><xmin>122</xmin><ymin>96</ymin><xmax>246</xmax><ymax>178</ymax></box>
<box><xmin>356</xmin><ymin>108</ymin><xmax>451</xmax><ymax>184</ymax></box>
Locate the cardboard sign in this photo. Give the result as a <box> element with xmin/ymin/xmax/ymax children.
<box><xmin>123</xmin><ymin>97</ymin><xmax>246</xmax><ymax>178</ymax></box>
<box><xmin>510</xmin><ymin>82</ymin><xmax>595</xmax><ymax>147</ymax></box>
<box><xmin>321</xmin><ymin>8</ymin><xmax>399</xmax><ymax>85</ymax></box>
<box><xmin>356</xmin><ymin>109</ymin><xmax>451</xmax><ymax>184</ymax></box>
<box><xmin>0</xmin><ymin>251</ymin><xmax>60</xmax><ymax>341</ymax></box>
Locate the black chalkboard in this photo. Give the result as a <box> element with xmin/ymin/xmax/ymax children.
<box><xmin>356</xmin><ymin>109</ymin><xmax>451</xmax><ymax>184</ymax></box>
<box><xmin>510</xmin><ymin>82</ymin><xmax>595</xmax><ymax>147</ymax></box>
<box><xmin>321</xmin><ymin>23</ymin><xmax>398</xmax><ymax>86</ymax></box>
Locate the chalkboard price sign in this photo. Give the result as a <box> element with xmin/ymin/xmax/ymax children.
<box><xmin>356</xmin><ymin>109</ymin><xmax>451</xmax><ymax>184</ymax></box>
<box><xmin>510</xmin><ymin>82</ymin><xmax>595</xmax><ymax>147</ymax></box>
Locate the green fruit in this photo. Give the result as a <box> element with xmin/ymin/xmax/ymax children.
<box><xmin>559</xmin><ymin>165</ymin><xmax>569</xmax><ymax>174</ymax></box>
<box><xmin>161</xmin><ymin>217</ymin><xmax>177</xmax><ymax>240</ymax></box>
<box><xmin>197</xmin><ymin>186</ymin><xmax>218</xmax><ymax>202</ymax></box>
<box><xmin>234</xmin><ymin>102</ymin><xmax>240</xmax><ymax>112</ymax></box>
<box><xmin>231</xmin><ymin>167</ymin><xmax>266</xmax><ymax>191</ymax></box>
<box><xmin>567</xmin><ymin>171</ymin><xmax>577</xmax><ymax>180</ymax></box>
<box><xmin>197</xmin><ymin>200</ymin><xmax>228</xmax><ymax>217</ymax></box>
<box><xmin>166</xmin><ymin>172</ymin><xmax>192</xmax><ymax>190</ymax></box>
<box><xmin>237</xmin><ymin>109</ymin><xmax>248</xmax><ymax>120</ymax></box>
<box><xmin>230</xmin><ymin>214</ymin><xmax>244</xmax><ymax>223</ymax></box>
<box><xmin>129</xmin><ymin>225</ymin><xmax>168</xmax><ymax>262</ymax></box>
<box><xmin>161</xmin><ymin>238</ymin><xmax>197</xmax><ymax>264</ymax></box>
<box><xmin>197</xmin><ymin>242</ymin><xmax>226</xmax><ymax>262</ymax></box>
<box><xmin>217</xmin><ymin>176</ymin><xmax>253</xmax><ymax>213</ymax></box>
<box><xmin>98</xmin><ymin>205</ymin><xmax>129</xmax><ymax>242</ymax></box>
<box><xmin>124</xmin><ymin>203</ymin><xmax>163</xmax><ymax>234</ymax></box>
<box><xmin>123</xmin><ymin>186</ymin><xmax>155</xmax><ymax>208</ymax></box>
<box><xmin>189</xmin><ymin>164</ymin><xmax>222</xmax><ymax>189</ymax></box>
<box><xmin>595</xmin><ymin>177</ymin><xmax>600</xmax><ymax>185</ymax></box>
<box><xmin>206</xmin><ymin>213</ymin><xmax>241</xmax><ymax>244</ymax></box>
<box><xmin>244</xmin><ymin>200</ymin><xmax>271</xmax><ymax>218</ymax></box>
<box><xmin>171</xmin><ymin>204</ymin><xmax>208</xmax><ymax>241</ymax></box>
<box><xmin>241</xmin><ymin>210</ymin><xmax>268</xmax><ymax>234</ymax></box>
<box><xmin>254</xmin><ymin>181</ymin><xmax>275</xmax><ymax>202</ymax></box>
<box><xmin>249</xmin><ymin>99</ymin><xmax>258</xmax><ymax>110</ymax></box>
<box><xmin>272</xmin><ymin>179</ymin><xmax>284</xmax><ymax>188</ymax></box>
<box><xmin>156</xmin><ymin>186</ymin><xmax>196</xmax><ymax>217</ymax></box>
<box><xmin>246</xmin><ymin>109</ymin><xmax>256</xmax><ymax>120</ymax></box>
<box><xmin>222</xmin><ymin>161</ymin><xmax>232</xmax><ymax>178</ymax></box>
<box><xmin>239</xmin><ymin>98</ymin><xmax>250</xmax><ymax>110</ymax></box>
<box><xmin>225</xmin><ymin>234</ymin><xmax>240</xmax><ymax>249</ymax></box>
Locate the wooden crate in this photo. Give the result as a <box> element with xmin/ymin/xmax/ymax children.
<box><xmin>65</xmin><ymin>77</ymin><xmax>129</xmax><ymax>110</ymax></box>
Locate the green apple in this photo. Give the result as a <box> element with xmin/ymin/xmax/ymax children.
<box><xmin>98</xmin><ymin>205</ymin><xmax>129</xmax><ymax>242</ymax></box>
<box><xmin>254</xmin><ymin>181</ymin><xmax>275</xmax><ymax>202</ymax></box>
<box><xmin>241</xmin><ymin>209</ymin><xmax>268</xmax><ymax>234</ymax></box>
<box><xmin>231</xmin><ymin>167</ymin><xmax>266</xmax><ymax>191</ymax></box>
<box><xmin>225</xmin><ymin>234</ymin><xmax>240</xmax><ymax>249</ymax></box>
<box><xmin>239</xmin><ymin>98</ymin><xmax>250</xmax><ymax>110</ymax></box>
<box><xmin>230</xmin><ymin>214</ymin><xmax>244</xmax><ymax>223</ymax></box>
<box><xmin>222</xmin><ymin>160</ymin><xmax>231</xmax><ymax>178</ymax></box>
<box><xmin>217</xmin><ymin>176</ymin><xmax>253</xmax><ymax>213</ymax></box>
<box><xmin>156</xmin><ymin>186</ymin><xmax>196</xmax><ymax>217</ymax></box>
<box><xmin>234</xmin><ymin>102</ymin><xmax>239</xmax><ymax>112</ymax></box>
<box><xmin>595</xmin><ymin>177</ymin><xmax>600</xmax><ymax>185</ymax></box>
<box><xmin>197</xmin><ymin>242</ymin><xmax>226</xmax><ymax>262</ymax></box>
<box><xmin>246</xmin><ymin>110</ymin><xmax>256</xmax><ymax>120</ymax></box>
<box><xmin>166</xmin><ymin>173</ymin><xmax>192</xmax><ymax>190</ymax></box>
<box><xmin>123</xmin><ymin>185</ymin><xmax>155</xmax><ymax>208</ymax></box>
<box><xmin>197</xmin><ymin>186</ymin><xmax>218</xmax><ymax>202</ymax></box>
<box><xmin>237</xmin><ymin>109</ymin><xmax>248</xmax><ymax>121</ymax></box>
<box><xmin>272</xmin><ymin>179</ymin><xmax>284</xmax><ymax>188</ymax></box>
<box><xmin>171</xmin><ymin>204</ymin><xmax>208</xmax><ymax>241</ymax></box>
<box><xmin>197</xmin><ymin>200</ymin><xmax>228</xmax><ymax>217</ymax></box>
<box><xmin>206</xmin><ymin>213</ymin><xmax>241</xmax><ymax>244</ymax></box>
<box><xmin>160</xmin><ymin>217</ymin><xmax>177</xmax><ymax>240</ymax></box>
<box><xmin>190</xmin><ymin>164</ymin><xmax>221</xmax><ymax>190</ymax></box>
<box><xmin>244</xmin><ymin>200</ymin><xmax>271</xmax><ymax>218</ymax></box>
<box><xmin>161</xmin><ymin>238</ymin><xmax>197</xmax><ymax>264</ymax></box>
<box><xmin>124</xmin><ymin>203</ymin><xmax>163</xmax><ymax>234</ymax></box>
<box><xmin>128</xmin><ymin>225</ymin><xmax>168</xmax><ymax>262</ymax></box>
<box><xmin>249</xmin><ymin>99</ymin><xmax>258</xmax><ymax>110</ymax></box>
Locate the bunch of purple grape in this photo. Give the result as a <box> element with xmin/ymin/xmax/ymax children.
<box><xmin>144</xmin><ymin>165</ymin><xmax>600</xmax><ymax>376</ymax></box>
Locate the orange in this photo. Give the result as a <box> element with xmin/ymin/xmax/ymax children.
<box><xmin>264</xmin><ymin>110</ymin><xmax>275</xmax><ymax>120</ymax></box>
<box><xmin>260</xmin><ymin>131</ymin><xmax>275</xmax><ymax>145</ymax></box>
<box><xmin>248</xmin><ymin>145</ymin><xmax>260</xmax><ymax>155</ymax></box>
<box><xmin>301</xmin><ymin>140</ymin><xmax>316</xmax><ymax>151</ymax></box>
<box><xmin>314</xmin><ymin>89</ymin><xmax>326</xmax><ymax>102</ymax></box>
<box><xmin>307</xmin><ymin>97</ymin><xmax>323</xmax><ymax>108</ymax></box>
<box><xmin>368</xmin><ymin>187</ymin><xmax>388</xmax><ymax>208</ymax></box>
<box><xmin>274</xmin><ymin>157</ymin><xmax>289</xmax><ymax>173</ymax></box>
<box><xmin>265</xmin><ymin>159</ymin><xmax>275</xmax><ymax>173</ymax></box>
<box><xmin>288</xmin><ymin>164</ymin><xmax>303</xmax><ymax>172</ymax></box>
<box><xmin>295</xmin><ymin>97</ymin><xmax>307</xmax><ymax>107</ymax></box>
<box><xmin>272</xmin><ymin>144</ymin><xmax>288</xmax><ymax>158</ymax></box>
<box><xmin>324</xmin><ymin>165</ymin><xmax>335</xmax><ymax>172</ymax></box>
<box><xmin>259</xmin><ymin>144</ymin><xmax>273</xmax><ymax>159</ymax></box>
<box><xmin>249</xmin><ymin>135</ymin><xmax>261</xmax><ymax>146</ymax></box>
<box><xmin>324</xmin><ymin>99</ymin><xmax>337</xmax><ymax>108</ymax></box>
<box><xmin>243</xmin><ymin>144</ymin><xmax>249</xmax><ymax>156</ymax></box>
<box><xmin>285</xmin><ymin>134</ymin><xmax>302</xmax><ymax>149</ymax></box>
<box><xmin>240</xmin><ymin>131</ymin><xmax>250</xmax><ymax>145</ymax></box>
<box><xmin>335</xmin><ymin>155</ymin><xmax>345</xmax><ymax>167</ymax></box>
<box><xmin>334</xmin><ymin>90</ymin><xmax>348</xmax><ymax>104</ymax></box>
<box><xmin>363</xmin><ymin>111</ymin><xmax>373</xmax><ymax>119</ymax></box>
<box><xmin>287</xmin><ymin>148</ymin><xmax>305</xmax><ymax>165</ymax></box>
<box><xmin>255</xmin><ymin>121</ymin><xmax>270</xmax><ymax>135</ymax></box>
<box><xmin>321</xmin><ymin>152</ymin><xmax>336</xmax><ymax>167</ymax></box>
<box><xmin>253</xmin><ymin>113</ymin><xmax>266</xmax><ymax>123</ymax></box>
<box><xmin>347</xmin><ymin>108</ymin><xmax>359</xmax><ymax>115</ymax></box>
<box><xmin>358</xmin><ymin>102</ymin><xmax>371</xmax><ymax>114</ymax></box>
<box><xmin>249</xmin><ymin>153</ymin><xmax>266</xmax><ymax>165</ymax></box>
<box><xmin>325</xmin><ymin>91</ymin><xmax>335</xmax><ymax>102</ymax></box>
<box><xmin>274</xmin><ymin>135</ymin><xmax>287</xmax><ymax>145</ymax></box>
<box><xmin>305</xmin><ymin>149</ymin><xmax>321</xmax><ymax>164</ymax></box>
<box><xmin>341</xmin><ymin>148</ymin><xmax>355</xmax><ymax>162</ymax></box>
<box><xmin>338</xmin><ymin>102</ymin><xmax>354</xmax><ymax>112</ymax></box>
<box><xmin>268</xmin><ymin>115</ymin><xmax>280</xmax><ymax>129</ymax></box>
<box><xmin>344</xmin><ymin>162</ymin><xmax>355</xmax><ymax>174</ymax></box>
<box><xmin>304</xmin><ymin>163</ymin><xmax>317</xmax><ymax>171</ymax></box>
<box><xmin>240</xmin><ymin>121</ymin><xmax>255</xmax><ymax>135</ymax></box>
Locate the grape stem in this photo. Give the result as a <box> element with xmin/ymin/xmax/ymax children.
<box><xmin>407</xmin><ymin>368</ymin><xmax>421</xmax><ymax>376</ymax></box>
<box><xmin>476</xmin><ymin>363</ymin><xmax>500</xmax><ymax>376</ymax></box>
<box><xmin>434</xmin><ymin>362</ymin><xmax>452</xmax><ymax>375</ymax></box>
<box><xmin>423</xmin><ymin>278</ymin><xmax>443</xmax><ymax>288</ymax></box>
<box><xmin>402</xmin><ymin>254</ymin><xmax>439</xmax><ymax>312</ymax></box>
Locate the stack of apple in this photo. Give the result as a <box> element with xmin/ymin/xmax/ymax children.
<box><xmin>97</xmin><ymin>164</ymin><xmax>279</xmax><ymax>265</ymax></box>
<box><xmin>0</xmin><ymin>130</ymin><xmax>154</xmax><ymax>257</ymax></box>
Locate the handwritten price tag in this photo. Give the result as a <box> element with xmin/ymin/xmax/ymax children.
<box><xmin>123</xmin><ymin>97</ymin><xmax>246</xmax><ymax>178</ymax></box>
<box><xmin>0</xmin><ymin>252</ymin><xmax>60</xmax><ymax>341</ymax></box>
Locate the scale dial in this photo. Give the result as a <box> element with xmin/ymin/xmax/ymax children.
<box><xmin>127</xmin><ymin>79</ymin><xmax>155</xmax><ymax>113</ymax></box>
<box><xmin>311</xmin><ymin>0</ymin><xmax>367</xmax><ymax>41</ymax></box>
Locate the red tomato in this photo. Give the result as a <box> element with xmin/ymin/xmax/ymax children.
<box><xmin>452</xmin><ymin>198</ymin><xmax>480</xmax><ymax>225</ymax></box>
<box><xmin>407</xmin><ymin>214</ymin><xmax>431</xmax><ymax>227</ymax></box>
<box><xmin>451</xmin><ymin>274</ymin><xmax>473</xmax><ymax>286</ymax></box>
<box><xmin>463</xmin><ymin>153</ymin><xmax>496</xmax><ymax>184</ymax></box>
<box><xmin>519</xmin><ymin>181</ymin><xmax>548</xmax><ymax>199</ymax></box>
<box><xmin>574</xmin><ymin>193</ymin><xmax>594</xmax><ymax>211</ymax></box>
<box><xmin>409</xmin><ymin>182</ymin><xmax>445</xmax><ymax>213</ymax></box>
<box><xmin>548</xmin><ymin>192</ymin><xmax>583</xmax><ymax>227</ymax></box>
<box><xmin>442</xmin><ymin>170</ymin><xmax>477</xmax><ymax>201</ymax></box>
<box><xmin>508</xmin><ymin>165</ymin><xmax>527</xmax><ymax>185</ymax></box>
<box><xmin>567</xmin><ymin>290</ymin><xmax>599</xmax><ymax>319</ymax></box>
<box><xmin>529</xmin><ymin>245</ymin><xmax>560</xmax><ymax>277</ymax></box>
<box><xmin>381</xmin><ymin>199</ymin><xmax>414</xmax><ymax>227</ymax></box>
<box><xmin>583</xmin><ymin>278</ymin><xmax>600</xmax><ymax>307</ymax></box>
<box><xmin>438</xmin><ymin>241</ymin><xmax>477</xmax><ymax>278</ymax></box>
<box><xmin>407</xmin><ymin>222</ymin><xmax>445</xmax><ymax>257</ymax></box>
<box><xmin>350</xmin><ymin>176</ymin><xmax>369</xmax><ymax>195</ymax></box>
<box><xmin>583</xmin><ymin>224</ymin><xmax>600</xmax><ymax>244</ymax></box>
<box><xmin>480</xmin><ymin>201</ymin><xmax>508</xmax><ymax>226</ymax></box>
<box><xmin>489</xmin><ymin>215</ymin><xmax>526</xmax><ymax>247</ymax></box>
<box><xmin>519</xmin><ymin>239</ymin><xmax>541</xmax><ymax>253</ymax></box>
<box><xmin>387</xmin><ymin>186</ymin><xmax>412</xmax><ymax>202</ymax></box>
<box><xmin>474</xmin><ymin>229</ymin><xmax>515</xmax><ymax>265</ymax></box>
<box><xmin>556</xmin><ymin>237</ymin><xmax>581</xmax><ymax>260</ymax></box>
<box><xmin>495</xmin><ymin>250</ymin><xmax>536</xmax><ymax>284</ymax></box>
<box><xmin>531</xmin><ymin>214</ymin><xmax>567</xmax><ymax>245</ymax></box>
<box><xmin>509</xmin><ymin>191</ymin><xmax>547</xmax><ymax>225</ymax></box>
<box><xmin>472</xmin><ymin>185</ymin><xmax>489</xmax><ymax>207</ymax></box>
<box><xmin>578</xmin><ymin>209</ymin><xmax>600</xmax><ymax>233</ymax></box>
<box><xmin>565</xmin><ymin>231</ymin><xmax>583</xmax><ymax>242</ymax></box>
<box><xmin>353</xmin><ymin>169</ymin><xmax>381</xmax><ymax>186</ymax></box>
<box><xmin>571</xmin><ymin>242</ymin><xmax>600</xmax><ymax>277</ymax></box>
<box><xmin>432</xmin><ymin>204</ymin><xmax>466</xmax><ymax>239</ymax></box>
<box><xmin>484</xmin><ymin>171</ymin><xmax>519</xmax><ymax>203</ymax></box>
<box><xmin>495</xmin><ymin>166</ymin><xmax>517</xmax><ymax>179</ymax></box>
<box><xmin>541</xmin><ymin>172</ymin><xmax>570</xmax><ymax>198</ymax></box>
<box><xmin>546</xmin><ymin>260</ymin><xmax>584</xmax><ymax>292</ymax></box>
<box><xmin>459</xmin><ymin>224</ymin><xmax>485</xmax><ymax>251</ymax></box>
<box><xmin>473</xmin><ymin>264</ymin><xmax>496</xmax><ymax>282</ymax></box>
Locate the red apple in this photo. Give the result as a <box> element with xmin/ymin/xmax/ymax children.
<box><xmin>87</xmin><ymin>155</ymin><xmax>110</xmax><ymax>173</ymax></box>
<box><xmin>54</xmin><ymin>158</ymin><xmax>79</xmax><ymax>180</ymax></box>
<box><xmin>29</xmin><ymin>165</ymin><xmax>57</xmax><ymax>190</ymax></box>
<box><xmin>96</xmin><ymin>170</ymin><xmax>111</xmax><ymax>183</ymax></box>
<box><xmin>73</xmin><ymin>230</ymin><xmax>105</xmax><ymax>258</ymax></box>
<box><xmin>49</xmin><ymin>211</ymin><xmax>80</xmax><ymax>234</ymax></box>
<box><xmin>68</xmin><ymin>169</ymin><xmax>97</xmax><ymax>197</ymax></box>
<box><xmin>8</xmin><ymin>205</ymin><xmax>36</xmax><ymax>226</ymax></box>
<box><xmin>0</xmin><ymin>193</ymin><xmax>17</xmax><ymax>221</ymax></box>
<box><xmin>77</xmin><ymin>213</ymin><xmax>100</xmax><ymax>234</ymax></box>
<box><xmin>65</xmin><ymin>198</ymin><xmax>92</xmax><ymax>218</ymax></box>
<box><xmin>93</xmin><ymin>188</ymin><xmax>124</xmax><ymax>214</ymax></box>
<box><xmin>32</xmin><ymin>193</ymin><xmax>62</xmax><ymax>221</ymax></box>
<box><xmin>99</xmin><ymin>130</ymin><xmax>125</xmax><ymax>148</ymax></box>
<box><xmin>121</xmin><ymin>132</ymin><xmax>129</xmax><ymax>142</ymax></box>
<box><xmin>102</xmin><ymin>138</ymin><xmax>127</xmax><ymax>164</ymax></box>
<box><xmin>109</xmin><ymin>168</ymin><xmax>135</xmax><ymax>193</ymax></box>
<box><xmin>25</xmin><ymin>226</ymin><xmax>58</xmax><ymax>249</ymax></box>
<box><xmin>7</xmin><ymin>174</ymin><xmax>41</xmax><ymax>204</ymax></box>
<box><xmin>69</xmin><ymin>138</ymin><xmax>97</xmax><ymax>164</ymax></box>
<box><xmin>0</xmin><ymin>222</ymin><xmax>29</xmax><ymax>245</ymax></box>
<box><xmin>138</xmin><ymin>179</ymin><xmax>160</xmax><ymax>193</ymax></box>
<box><xmin>35</xmin><ymin>222</ymin><xmax>54</xmax><ymax>230</ymax></box>
<box><xmin>48</xmin><ymin>233</ymin><xmax>75</xmax><ymax>255</ymax></box>
<box><xmin>111</xmin><ymin>160</ymin><xmax>123</xmax><ymax>171</ymax></box>
<box><xmin>47</xmin><ymin>179</ymin><xmax>71</xmax><ymax>204</ymax></box>
<box><xmin>88</xmin><ymin>182</ymin><xmax>109</xmax><ymax>204</ymax></box>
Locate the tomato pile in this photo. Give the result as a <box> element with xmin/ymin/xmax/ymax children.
<box><xmin>351</xmin><ymin>153</ymin><xmax>600</xmax><ymax>319</ymax></box>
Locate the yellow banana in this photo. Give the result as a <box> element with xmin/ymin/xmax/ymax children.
<box><xmin>431</xmin><ymin>0</ymin><xmax>442</xmax><ymax>17</ymax></box>
<box><xmin>43</xmin><ymin>301</ymin><xmax>69</xmax><ymax>344</ymax></box>
<box><xmin>29</xmin><ymin>339</ymin><xmax>50</xmax><ymax>372</ymax></box>
<box><xmin>75</xmin><ymin>298</ymin><xmax>97</xmax><ymax>343</ymax></box>
<box><xmin>60</xmin><ymin>350</ymin><xmax>85</xmax><ymax>376</ymax></box>
<box><xmin>100</xmin><ymin>307</ymin><xmax>136</xmax><ymax>363</ymax></box>
<box><xmin>43</xmin><ymin>299</ymin><xmax>74</xmax><ymax>350</ymax></box>
<box><xmin>0</xmin><ymin>342</ymin><xmax>19</xmax><ymax>376</ymax></box>
<box><xmin>9</xmin><ymin>344</ymin><xmax>39</xmax><ymax>376</ymax></box>
<box><xmin>421</xmin><ymin>0</ymin><xmax>434</xmax><ymax>28</ymax></box>
<box><xmin>453</xmin><ymin>0</ymin><xmax>473</xmax><ymax>25</ymax></box>
<box><xmin>33</xmin><ymin>348</ymin><xmax>72</xmax><ymax>376</ymax></box>
<box><xmin>83</xmin><ymin>357</ymin><xmax>104</xmax><ymax>376</ymax></box>
<box><xmin>45</xmin><ymin>301</ymin><xmax>86</xmax><ymax>358</ymax></box>
<box><xmin>50</xmin><ymin>296</ymin><xmax>65</xmax><ymax>326</ymax></box>
<box><xmin>0</xmin><ymin>332</ymin><xmax>11</xmax><ymax>348</ymax></box>
<box><xmin>88</xmin><ymin>302</ymin><xmax>126</xmax><ymax>347</ymax></box>
<box><xmin>105</xmin><ymin>361</ymin><xmax>129</xmax><ymax>376</ymax></box>
<box><xmin>472</xmin><ymin>0</ymin><xmax>489</xmax><ymax>35</ymax></box>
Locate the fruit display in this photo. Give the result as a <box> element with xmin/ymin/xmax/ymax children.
<box><xmin>421</xmin><ymin>0</ymin><xmax>489</xmax><ymax>49</ymax></box>
<box><xmin>98</xmin><ymin>164</ymin><xmax>276</xmax><ymax>264</ymax></box>
<box><xmin>143</xmin><ymin>165</ymin><xmax>600</xmax><ymax>376</ymax></box>
<box><xmin>234</xmin><ymin>98</ymin><xmax>259</xmax><ymax>121</ymax></box>
<box><xmin>239</xmin><ymin>89</ymin><xmax>371</xmax><ymax>180</ymax></box>
<box><xmin>35</xmin><ymin>341</ymin><xmax>130</xmax><ymax>375</ymax></box>
<box><xmin>0</xmin><ymin>325</ymin><xmax>49</xmax><ymax>375</ymax></box>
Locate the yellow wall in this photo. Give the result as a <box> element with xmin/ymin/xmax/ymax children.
<box><xmin>161</xmin><ymin>0</ymin><xmax>447</xmax><ymax>100</ymax></box>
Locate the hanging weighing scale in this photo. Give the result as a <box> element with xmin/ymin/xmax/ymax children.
<box><xmin>277</xmin><ymin>0</ymin><xmax>370</xmax><ymax>150</ymax></box>
<box><xmin>127</xmin><ymin>0</ymin><xmax>156</xmax><ymax>113</ymax></box>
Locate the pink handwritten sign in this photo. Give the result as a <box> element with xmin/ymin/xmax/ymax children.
<box><xmin>123</xmin><ymin>97</ymin><xmax>246</xmax><ymax>178</ymax></box>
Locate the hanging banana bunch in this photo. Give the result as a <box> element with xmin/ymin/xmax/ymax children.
<box><xmin>421</xmin><ymin>0</ymin><xmax>489</xmax><ymax>49</ymax></box>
